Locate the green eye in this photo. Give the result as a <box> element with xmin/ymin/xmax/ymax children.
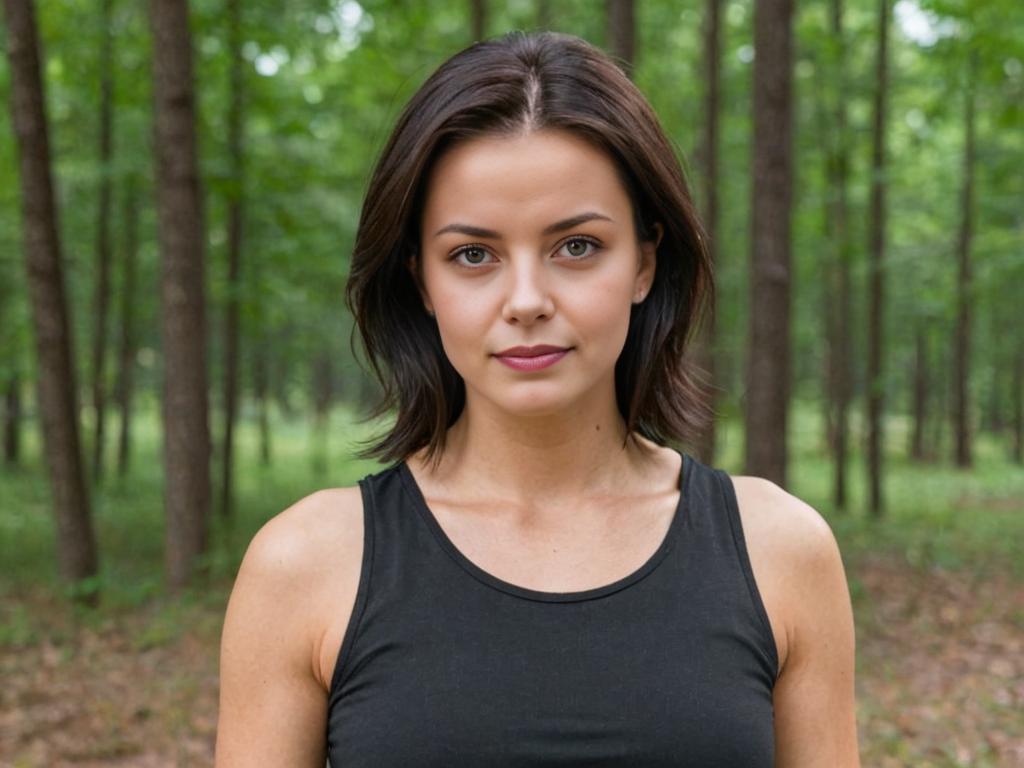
<box><xmin>565</xmin><ymin>239</ymin><xmax>590</xmax><ymax>257</ymax></box>
<box><xmin>452</xmin><ymin>246</ymin><xmax>491</xmax><ymax>266</ymax></box>
<box><xmin>561</xmin><ymin>237</ymin><xmax>600</xmax><ymax>259</ymax></box>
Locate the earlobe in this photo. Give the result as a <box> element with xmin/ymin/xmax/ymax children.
<box><xmin>634</xmin><ymin>222</ymin><xmax>662</xmax><ymax>304</ymax></box>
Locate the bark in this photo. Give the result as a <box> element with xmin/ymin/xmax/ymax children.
<box><xmin>827</xmin><ymin>0</ymin><xmax>853</xmax><ymax>513</ymax></box>
<box><xmin>745</xmin><ymin>0</ymin><xmax>794</xmax><ymax>487</ymax></box>
<box><xmin>910</xmin><ymin>323</ymin><xmax>928</xmax><ymax>461</ymax></box>
<box><xmin>116</xmin><ymin>176</ymin><xmax>139</xmax><ymax>476</ymax></box>
<box><xmin>4</xmin><ymin>0</ymin><xmax>99</xmax><ymax>588</ymax></box>
<box><xmin>253</xmin><ymin>341</ymin><xmax>271</xmax><ymax>465</ymax></box>
<box><xmin>605</xmin><ymin>0</ymin><xmax>635</xmax><ymax>78</ymax></box>
<box><xmin>3</xmin><ymin>374</ymin><xmax>21</xmax><ymax>465</ymax></box>
<box><xmin>471</xmin><ymin>0</ymin><xmax>486</xmax><ymax>41</ymax></box>
<box><xmin>866</xmin><ymin>0</ymin><xmax>890</xmax><ymax>516</ymax></box>
<box><xmin>983</xmin><ymin>361</ymin><xmax>1002</xmax><ymax>434</ymax></box>
<box><xmin>536</xmin><ymin>0</ymin><xmax>552</xmax><ymax>30</ymax></box>
<box><xmin>150</xmin><ymin>0</ymin><xmax>211</xmax><ymax>591</ymax></box>
<box><xmin>311</xmin><ymin>351</ymin><xmax>333</xmax><ymax>476</ymax></box>
<box><xmin>1012</xmin><ymin>340</ymin><xmax>1023</xmax><ymax>464</ymax></box>
<box><xmin>219</xmin><ymin>0</ymin><xmax>244</xmax><ymax>520</ymax></box>
<box><xmin>694</xmin><ymin>0</ymin><xmax>722</xmax><ymax>466</ymax></box>
<box><xmin>953</xmin><ymin>50</ymin><xmax>976</xmax><ymax>468</ymax></box>
<box><xmin>90</xmin><ymin>0</ymin><xmax>115</xmax><ymax>483</ymax></box>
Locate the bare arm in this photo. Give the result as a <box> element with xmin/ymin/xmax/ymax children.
<box><xmin>215</xmin><ymin>489</ymin><xmax>361</xmax><ymax>767</ymax></box>
<box><xmin>770</xmin><ymin>489</ymin><xmax>861</xmax><ymax>767</ymax></box>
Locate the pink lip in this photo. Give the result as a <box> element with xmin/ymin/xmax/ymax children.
<box><xmin>494</xmin><ymin>348</ymin><xmax>570</xmax><ymax>372</ymax></box>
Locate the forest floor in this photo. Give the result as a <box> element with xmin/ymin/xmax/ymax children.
<box><xmin>1</xmin><ymin>550</ymin><xmax>1022</xmax><ymax>767</ymax></box>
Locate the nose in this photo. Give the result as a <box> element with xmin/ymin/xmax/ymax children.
<box><xmin>501</xmin><ymin>255</ymin><xmax>555</xmax><ymax>325</ymax></box>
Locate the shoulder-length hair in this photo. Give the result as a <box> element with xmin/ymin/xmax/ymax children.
<box><xmin>346</xmin><ymin>30</ymin><xmax>714</xmax><ymax>467</ymax></box>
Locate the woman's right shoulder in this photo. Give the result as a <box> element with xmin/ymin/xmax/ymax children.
<box><xmin>228</xmin><ymin>485</ymin><xmax>367</xmax><ymax>688</ymax></box>
<box><xmin>216</xmin><ymin>486</ymin><xmax>367</xmax><ymax>762</ymax></box>
<box><xmin>240</xmin><ymin>485</ymin><xmax>365</xmax><ymax>587</ymax></box>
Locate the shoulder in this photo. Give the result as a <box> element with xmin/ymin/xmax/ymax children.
<box><xmin>225</xmin><ymin>486</ymin><xmax>365</xmax><ymax>688</ymax></box>
<box><xmin>241</xmin><ymin>486</ymin><xmax>364</xmax><ymax>578</ymax></box>
<box><xmin>724</xmin><ymin>474</ymin><xmax>861</xmax><ymax>765</ymax></box>
<box><xmin>723</xmin><ymin>474</ymin><xmax>849</xmax><ymax>674</ymax></box>
<box><xmin>216</xmin><ymin>487</ymin><xmax>366</xmax><ymax>763</ymax></box>
<box><xmin>727</xmin><ymin>474</ymin><xmax>839</xmax><ymax>566</ymax></box>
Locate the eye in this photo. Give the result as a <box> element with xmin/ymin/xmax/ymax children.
<box><xmin>558</xmin><ymin>236</ymin><xmax>601</xmax><ymax>260</ymax></box>
<box><xmin>450</xmin><ymin>245</ymin><xmax>495</xmax><ymax>268</ymax></box>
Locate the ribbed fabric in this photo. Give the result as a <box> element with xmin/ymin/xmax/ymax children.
<box><xmin>326</xmin><ymin>451</ymin><xmax>778</xmax><ymax>766</ymax></box>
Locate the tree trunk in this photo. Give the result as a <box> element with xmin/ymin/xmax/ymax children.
<box><xmin>828</xmin><ymin>0</ymin><xmax>853</xmax><ymax>513</ymax></box>
<box><xmin>745</xmin><ymin>0</ymin><xmax>794</xmax><ymax>487</ymax></box>
<box><xmin>952</xmin><ymin>50</ymin><xmax>976</xmax><ymax>468</ymax></box>
<box><xmin>220</xmin><ymin>0</ymin><xmax>245</xmax><ymax>521</ymax></box>
<box><xmin>254</xmin><ymin>340</ymin><xmax>271</xmax><ymax>465</ymax></box>
<box><xmin>471</xmin><ymin>0</ymin><xmax>486</xmax><ymax>41</ymax></box>
<box><xmin>910</xmin><ymin>322</ymin><xmax>928</xmax><ymax>461</ymax></box>
<box><xmin>605</xmin><ymin>0</ymin><xmax>635</xmax><ymax>78</ymax></box>
<box><xmin>116</xmin><ymin>175</ymin><xmax>139</xmax><ymax>476</ymax></box>
<box><xmin>311</xmin><ymin>351</ymin><xmax>333</xmax><ymax>477</ymax></box>
<box><xmin>3</xmin><ymin>374</ymin><xmax>22</xmax><ymax>465</ymax></box>
<box><xmin>150</xmin><ymin>0</ymin><xmax>211</xmax><ymax>591</ymax></box>
<box><xmin>694</xmin><ymin>0</ymin><xmax>722</xmax><ymax>466</ymax></box>
<box><xmin>983</xmin><ymin>360</ymin><xmax>1002</xmax><ymax>434</ymax></box>
<box><xmin>536</xmin><ymin>0</ymin><xmax>552</xmax><ymax>30</ymax></box>
<box><xmin>4</xmin><ymin>0</ymin><xmax>99</xmax><ymax>589</ymax></box>
<box><xmin>90</xmin><ymin>0</ymin><xmax>115</xmax><ymax>484</ymax></box>
<box><xmin>1012</xmin><ymin>339</ymin><xmax>1023</xmax><ymax>465</ymax></box>
<box><xmin>866</xmin><ymin>0</ymin><xmax>890</xmax><ymax>516</ymax></box>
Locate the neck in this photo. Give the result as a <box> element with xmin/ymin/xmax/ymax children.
<box><xmin>413</xmin><ymin>385</ymin><xmax>657</xmax><ymax>517</ymax></box>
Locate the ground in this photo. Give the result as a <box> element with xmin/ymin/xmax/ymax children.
<box><xmin>1</xmin><ymin>552</ymin><xmax>1022</xmax><ymax>767</ymax></box>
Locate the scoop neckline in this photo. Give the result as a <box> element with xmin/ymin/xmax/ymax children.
<box><xmin>396</xmin><ymin>450</ymin><xmax>689</xmax><ymax>604</ymax></box>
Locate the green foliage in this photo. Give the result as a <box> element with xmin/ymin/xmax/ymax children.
<box><xmin>2</xmin><ymin>0</ymin><xmax>1021</xmax><ymax>598</ymax></box>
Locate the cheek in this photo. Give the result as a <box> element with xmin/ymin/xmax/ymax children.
<box><xmin>574</xmin><ymin>268</ymin><xmax>636</xmax><ymax>328</ymax></box>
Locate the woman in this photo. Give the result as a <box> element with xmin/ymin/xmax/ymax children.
<box><xmin>215</xmin><ymin>31</ymin><xmax>860</xmax><ymax>767</ymax></box>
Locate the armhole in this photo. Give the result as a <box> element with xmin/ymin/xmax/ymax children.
<box><xmin>327</xmin><ymin>477</ymin><xmax>376</xmax><ymax>704</ymax></box>
<box><xmin>715</xmin><ymin>469</ymin><xmax>781</xmax><ymax>685</ymax></box>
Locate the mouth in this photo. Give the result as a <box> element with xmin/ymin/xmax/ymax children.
<box><xmin>493</xmin><ymin>346</ymin><xmax>572</xmax><ymax>372</ymax></box>
<box><xmin>493</xmin><ymin>345</ymin><xmax>571</xmax><ymax>358</ymax></box>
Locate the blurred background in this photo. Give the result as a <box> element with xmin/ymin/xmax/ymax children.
<box><xmin>1</xmin><ymin>0</ymin><xmax>1022</xmax><ymax>765</ymax></box>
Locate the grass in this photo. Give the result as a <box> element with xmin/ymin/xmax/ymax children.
<box><xmin>0</xmin><ymin>399</ymin><xmax>387</xmax><ymax>606</ymax></box>
<box><xmin>2</xmin><ymin>397</ymin><xmax>1022</xmax><ymax>766</ymax></box>
<box><xmin>2</xmin><ymin>396</ymin><xmax>1022</xmax><ymax>610</ymax></box>
<box><xmin>714</xmin><ymin>399</ymin><xmax>1024</xmax><ymax>581</ymax></box>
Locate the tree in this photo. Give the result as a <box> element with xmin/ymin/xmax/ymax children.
<box><xmin>219</xmin><ymin>0</ymin><xmax>245</xmax><ymax>520</ymax></box>
<box><xmin>605</xmin><ymin>0</ymin><xmax>634</xmax><ymax>78</ymax></box>
<box><xmin>89</xmin><ymin>0</ymin><xmax>116</xmax><ymax>483</ymax></box>
<box><xmin>471</xmin><ymin>0</ymin><xmax>486</xmax><ymax>41</ymax></box>
<box><xmin>115</xmin><ymin>175</ymin><xmax>140</xmax><ymax>476</ymax></box>
<box><xmin>823</xmin><ymin>0</ymin><xmax>854</xmax><ymax>512</ymax></box>
<box><xmin>694</xmin><ymin>0</ymin><xmax>722</xmax><ymax>466</ymax></box>
<box><xmin>866</xmin><ymin>0</ymin><xmax>890</xmax><ymax>517</ymax></box>
<box><xmin>149</xmin><ymin>0</ymin><xmax>211</xmax><ymax>590</ymax></box>
<box><xmin>4</xmin><ymin>0</ymin><xmax>99</xmax><ymax>591</ymax></box>
<box><xmin>745</xmin><ymin>0</ymin><xmax>794</xmax><ymax>487</ymax></box>
<box><xmin>952</xmin><ymin>48</ymin><xmax>977</xmax><ymax>468</ymax></box>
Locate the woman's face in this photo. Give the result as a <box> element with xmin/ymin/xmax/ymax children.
<box><xmin>416</xmin><ymin>128</ymin><xmax>661</xmax><ymax>419</ymax></box>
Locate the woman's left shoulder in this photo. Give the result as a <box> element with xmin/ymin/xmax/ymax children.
<box><xmin>723</xmin><ymin>473</ymin><xmax>853</xmax><ymax>677</ymax></box>
<box><xmin>726</xmin><ymin>474</ymin><xmax>841</xmax><ymax>565</ymax></box>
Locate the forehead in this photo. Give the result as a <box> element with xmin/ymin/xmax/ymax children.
<box><xmin>420</xmin><ymin>129</ymin><xmax>633</xmax><ymax>234</ymax></box>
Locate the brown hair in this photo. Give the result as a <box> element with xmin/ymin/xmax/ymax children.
<box><xmin>345</xmin><ymin>30</ymin><xmax>713</xmax><ymax>466</ymax></box>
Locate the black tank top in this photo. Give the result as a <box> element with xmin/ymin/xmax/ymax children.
<box><xmin>326</xmin><ymin>451</ymin><xmax>779</xmax><ymax>766</ymax></box>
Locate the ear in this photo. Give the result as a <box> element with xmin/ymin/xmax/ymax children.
<box><xmin>407</xmin><ymin>251</ymin><xmax>435</xmax><ymax>316</ymax></box>
<box><xmin>633</xmin><ymin>222</ymin><xmax>663</xmax><ymax>304</ymax></box>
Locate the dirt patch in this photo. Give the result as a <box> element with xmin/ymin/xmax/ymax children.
<box><xmin>854</xmin><ymin>554</ymin><xmax>1024</xmax><ymax>767</ymax></box>
<box><xmin>2</xmin><ymin>555</ymin><xmax>1022</xmax><ymax>766</ymax></box>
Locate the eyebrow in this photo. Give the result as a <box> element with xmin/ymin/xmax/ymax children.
<box><xmin>433</xmin><ymin>211</ymin><xmax>614</xmax><ymax>239</ymax></box>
